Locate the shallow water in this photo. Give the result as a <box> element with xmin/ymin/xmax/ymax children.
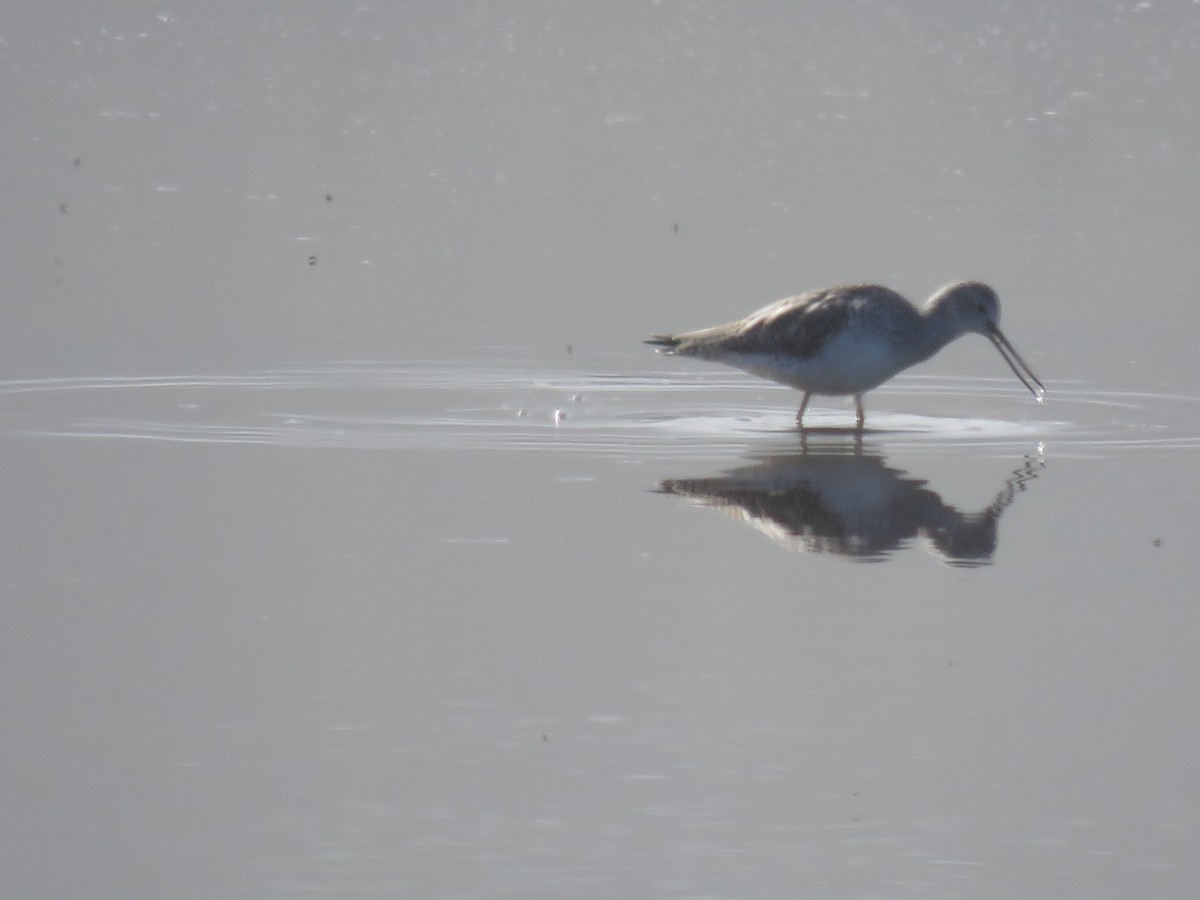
<box><xmin>5</xmin><ymin>2</ymin><xmax>1200</xmax><ymax>898</ymax></box>
<box><xmin>3</xmin><ymin>357</ymin><xmax>1199</xmax><ymax>898</ymax></box>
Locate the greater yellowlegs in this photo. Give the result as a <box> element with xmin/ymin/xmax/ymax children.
<box><xmin>645</xmin><ymin>280</ymin><xmax>1045</xmax><ymax>428</ymax></box>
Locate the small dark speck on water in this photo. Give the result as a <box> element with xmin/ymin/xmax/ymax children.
<box><xmin>673</xmin><ymin>223</ymin><xmax>679</xmax><ymax>233</ymax></box>
<box><xmin>325</xmin><ymin>193</ymin><xmax>333</xmax><ymax>202</ymax></box>
<box><xmin>542</xmin><ymin>734</ymin><xmax>548</xmax><ymax>742</ymax></box>
<box><xmin>566</xmin><ymin>344</ymin><xmax>573</xmax><ymax>355</ymax></box>
<box><xmin>59</xmin><ymin>203</ymin><xmax>68</xmax><ymax>214</ymax></box>
<box><xmin>308</xmin><ymin>255</ymin><xmax>317</xmax><ymax>266</ymax></box>
<box><xmin>73</xmin><ymin>157</ymin><xmax>81</xmax><ymax>168</ymax></box>
<box><xmin>1153</xmin><ymin>538</ymin><xmax>1162</xmax><ymax>547</ymax></box>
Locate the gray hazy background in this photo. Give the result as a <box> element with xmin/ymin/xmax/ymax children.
<box><xmin>4</xmin><ymin>4</ymin><xmax>1200</xmax><ymax>900</ymax></box>
<box><xmin>5</xmin><ymin>2</ymin><xmax>1199</xmax><ymax>374</ymax></box>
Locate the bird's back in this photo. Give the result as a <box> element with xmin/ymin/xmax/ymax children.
<box><xmin>651</xmin><ymin>284</ymin><xmax>914</xmax><ymax>361</ymax></box>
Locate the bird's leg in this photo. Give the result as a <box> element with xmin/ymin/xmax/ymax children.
<box><xmin>854</xmin><ymin>395</ymin><xmax>865</xmax><ymax>430</ymax></box>
<box><xmin>795</xmin><ymin>391</ymin><xmax>811</xmax><ymax>428</ymax></box>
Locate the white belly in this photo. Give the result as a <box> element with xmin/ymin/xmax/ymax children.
<box><xmin>724</xmin><ymin>331</ymin><xmax>904</xmax><ymax>396</ymax></box>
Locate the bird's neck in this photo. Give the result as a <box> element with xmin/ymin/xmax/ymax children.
<box><xmin>912</xmin><ymin>301</ymin><xmax>967</xmax><ymax>362</ymax></box>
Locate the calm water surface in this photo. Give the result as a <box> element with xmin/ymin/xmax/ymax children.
<box><xmin>2</xmin><ymin>354</ymin><xmax>1198</xmax><ymax>898</ymax></box>
<box><xmin>4</xmin><ymin>2</ymin><xmax>1200</xmax><ymax>898</ymax></box>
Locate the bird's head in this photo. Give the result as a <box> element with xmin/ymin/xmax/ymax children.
<box><xmin>931</xmin><ymin>280</ymin><xmax>1001</xmax><ymax>337</ymax></box>
<box><xmin>930</xmin><ymin>280</ymin><xmax>1045</xmax><ymax>401</ymax></box>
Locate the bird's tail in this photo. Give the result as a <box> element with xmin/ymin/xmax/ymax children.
<box><xmin>644</xmin><ymin>334</ymin><xmax>682</xmax><ymax>354</ymax></box>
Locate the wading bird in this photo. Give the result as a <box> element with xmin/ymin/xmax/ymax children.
<box><xmin>645</xmin><ymin>280</ymin><xmax>1044</xmax><ymax>428</ymax></box>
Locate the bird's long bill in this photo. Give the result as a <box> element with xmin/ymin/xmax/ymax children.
<box><xmin>989</xmin><ymin>325</ymin><xmax>1046</xmax><ymax>401</ymax></box>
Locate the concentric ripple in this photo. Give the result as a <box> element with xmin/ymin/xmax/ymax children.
<box><xmin>0</xmin><ymin>360</ymin><xmax>1195</xmax><ymax>457</ymax></box>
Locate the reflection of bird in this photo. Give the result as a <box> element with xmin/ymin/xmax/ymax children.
<box><xmin>657</xmin><ymin>450</ymin><xmax>1044</xmax><ymax>566</ymax></box>
<box><xmin>646</xmin><ymin>281</ymin><xmax>1044</xmax><ymax>428</ymax></box>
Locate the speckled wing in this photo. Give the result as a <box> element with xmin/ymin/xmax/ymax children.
<box><xmin>731</xmin><ymin>284</ymin><xmax>916</xmax><ymax>359</ymax></box>
<box><xmin>724</xmin><ymin>289</ymin><xmax>854</xmax><ymax>359</ymax></box>
<box><xmin>646</xmin><ymin>284</ymin><xmax>908</xmax><ymax>361</ymax></box>
<box><xmin>646</xmin><ymin>289</ymin><xmax>845</xmax><ymax>359</ymax></box>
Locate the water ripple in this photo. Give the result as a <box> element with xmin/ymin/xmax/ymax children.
<box><xmin>0</xmin><ymin>362</ymin><xmax>1196</xmax><ymax>457</ymax></box>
